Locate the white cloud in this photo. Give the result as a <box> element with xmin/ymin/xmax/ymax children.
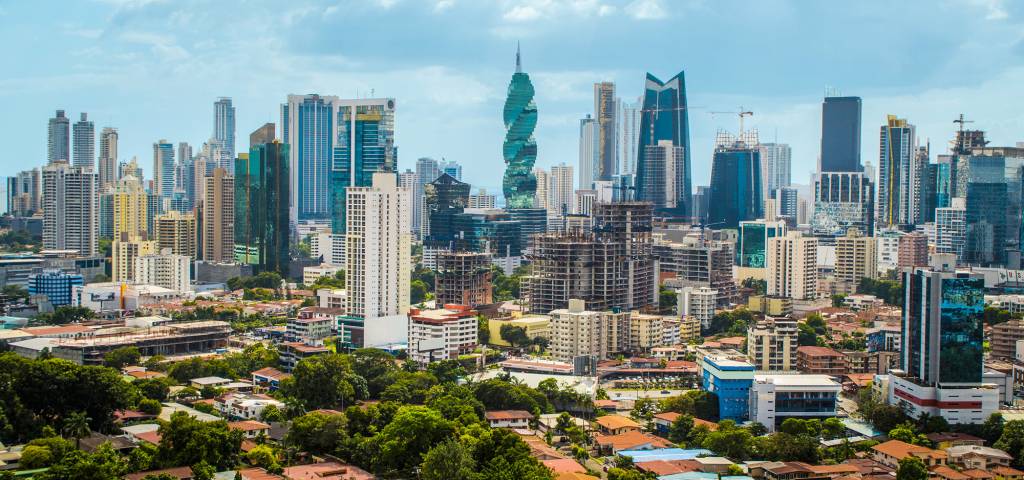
<box><xmin>118</xmin><ymin>31</ymin><xmax>190</xmax><ymax>61</ymax></box>
<box><xmin>501</xmin><ymin>0</ymin><xmax>620</xmax><ymax>22</ymax></box>
<box><xmin>504</xmin><ymin>4</ymin><xmax>543</xmax><ymax>21</ymax></box>
<box><xmin>434</xmin><ymin>0</ymin><xmax>456</xmax><ymax>12</ymax></box>
<box><xmin>626</xmin><ymin>0</ymin><xmax>666</xmax><ymax>20</ymax></box>
<box><xmin>961</xmin><ymin>0</ymin><xmax>1008</xmax><ymax>20</ymax></box>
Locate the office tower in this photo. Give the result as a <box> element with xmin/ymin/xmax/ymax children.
<box><xmin>635</xmin><ymin>71</ymin><xmax>691</xmax><ymax>216</ymax></box>
<box><xmin>202</xmin><ymin>168</ymin><xmax>234</xmax><ymax>262</ymax></box>
<box><xmin>811</xmin><ymin>172</ymin><xmax>875</xmax><ymax>237</ymax></box>
<box><xmin>877</xmin><ymin>115</ymin><xmax>916</xmax><ymax>228</ymax></box>
<box><xmin>835</xmin><ymin>228</ymin><xmax>877</xmax><ymax>294</ymax></box>
<box><xmin>708</xmin><ymin>131</ymin><xmax>762</xmax><ymax>228</ymax></box>
<box><xmin>898</xmin><ymin>233</ymin><xmax>928</xmax><ymax>269</ymax></box>
<box><xmin>909</xmin><ymin>145</ymin><xmax>930</xmax><ymax>225</ymax></box>
<box><xmin>619</xmin><ymin>98</ymin><xmax>642</xmax><ymax>176</ymax></box>
<box><xmin>502</xmin><ymin>45</ymin><xmax>538</xmax><ymax>209</ymax></box>
<box><xmin>690</xmin><ymin>186</ymin><xmax>710</xmax><ymax>224</ymax></box>
<box><xmin>578</xmin><ymin>114</ymin><xmax>599</xmax><ymax>189</ymax></box>
<box><xmin>761</xmin><ymin>143</ymin><xmax>791</xmax><ymax>198</ymax></box>
<box><xmin>638</xmin><ymin>140</ymin><xmax>686</xmax><ymax>210</ymax></box>
<box><xmin>235</xmin><ymin>124</ymin><xmax>290</xmax><ymax>275</ymax></box>
<box><xmin>110</xmin><ymin>174</ymin><xmax>148</xmax><ymax>240</ymax></box>
<box><xmin>548</xmin><ymin>163</ymin><xmax>574</xmax><ymax>222</ymax></box>
<box><xmin>435</xmin><ymin>251</ymin><xmax>492</xmax><ymax>307</ymax></box>
<box><xmin>177</xmin><ymin>142</ymin><xmax>194</xmax><ymax>206</ymax></box>
<box><xmin>72</xmin><ymin>113</ymin><xmax>95</xmax><ymax>169</ymax></box>
<box><xmin>48</xmin><ymin>110</ymin><xmax>70</xmax><ymax>164</ymax></box>
<box><xmin>738</xmin><ymin>220</ymin><xmax>787</xmax><ymax>270</ymax></box>
<box><xmin>767</xmin><ymin>231</ymin><xmax>818</xmax><ymax>300</ymax></box>
<box><xmin>921</xmin><ymin>162</ymin><xmax>939</xmax><ymax>223</ymax></box>
<box><xmin>281</xmin><ymin>94</ymin><xmax>339</xmax><ymax>224</ymax></box>
<box><xmin>594</xmin><ymin>82</ymin><xmax>617</xmax><ymax>181</ymax></box>
<box><xmin>533</xmin><ymin>167</ymin><xmax>550</xmax><ymax>210</ymax></box>
<box><xmin>423</xmin><ymin>173</ymin><xmax>471</xmax><ymax>248</ymax></box>
<box><xmin>42</xmin><ymin>162</ymin><xmax>98</xmax><ymax>256</ymax></box>
<box><xmin>936</xmin><ymin>198</ymin><xmax>967</xmax><ymax>261</ymax></box>
<box><xmin>526</xmin><ymin>202</ymin><xmax>656</xmax><ymax>313</ymax></box>
<box><xmin>774</xmin><ymin>186</ymin><xmax>799</xmax><ymax>221</ymax></box>
<box><xmin>112</xmin><ymin>233</ymin><xmax>157</xmax><ymax>282</ymax></box>
<box><xmin>325</xmin><ymin>98</ymin><xmax>397</xmax><ymax>235</ymax></box>
<box><xmin>440</xmin><ymin>160</ymin><xmax>462</xmax><ymax>181</ymax></box>
<box><xmin>888</xmin><ymin>267</ymin><xmax>997</xmax><ymax>423</ymax></box>
<box><xmin>965</xmin><ymin>182</ymin><xmax>1008</xmax><ymax>266</ymax></box>
<box><xmin>414</xmin><ymin>157</ymin><xmax>441</xmax><ymax>238</ymax></box>
<box><xmin>6</xmin><ymin>168</ymin><xmax>41</xmax><ymax>216</ymax></box>
<box><xmin>819</xmin><ymin>96</ymin><xmax>862</xmax><ymax>172</ymax></box>
<box><xmin>135</xmin><ymin>249</ymin><xmax>190</xmax><ymax>292</ymax></box>
<box><xmin>574</xmin><ymin>189</ymin><xmax>596</xmax><ymax>216</ymax></box>
<box><xmin>191</xmin><ymin>143</ymin><xmax>217</xmax><ymax>207</ymax></box>
<box><xmin>345</xmin><ymin>172</ymin><xmax>411</xmax><ymax>320</ymax></box>
<box><xmin>152</xmin><ymin>139</ymin><xmax>175</xmax><ymax>198</ymax></box>
<box><xmin>747</xmin><ymin>317</ymin><xmax>798</xmax><ymax>371</ymax></box>
<box><xmin>468</xmin><ymin>189</ymin><xmax>497</xmax><ymax>209</ymax></box>
<box><xmin>213</xmin><ymin>97</ymin><xmax>236</xmax><ymax>168</ymax></box>
<box><xmin>155</xmin><ymin>211</ymin><xmax>197</xmax><ymax>259</ymax></box>
<box><xmin>98</xmin><ymin>128</ymin><xmax>118</xmax><ymax>189</ymax></box>
<box><xmin>27</xmin><ymin>270</ymin><xmax>83</xmax><ymax>307</ymax></box>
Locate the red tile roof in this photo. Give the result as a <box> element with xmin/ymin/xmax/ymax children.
<box><xmin>485</xmin><ymin>410</ymin><xmax>534</xmax><ymax>421</ymax></box>
<box><xmin>229</xmin><ymin>420</ymin><xmax>271</xmax><ymax>432</ymax></box>
<box><xmin>543</xmin><ymin>458</ymin><xmax>587</xmax><ymax>474</ymax></box>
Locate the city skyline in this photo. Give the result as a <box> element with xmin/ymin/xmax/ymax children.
<box><xmin>3</xmin><ymin>0</ymin><xmax>1024</xmax><ymax>198</ymax></box>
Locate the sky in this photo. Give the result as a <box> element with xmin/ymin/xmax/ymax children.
<box><xmin>3</xmin><ymin>0</ymin><xmax>1024</xmax><ymax>197</ymax></box>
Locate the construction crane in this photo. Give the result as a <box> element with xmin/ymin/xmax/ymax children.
<box><xmin>708</xmin><ymin>107</ymin><xmax>754</xmax><ymax>134</ymax></box>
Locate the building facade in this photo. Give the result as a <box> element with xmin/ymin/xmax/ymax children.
<box><xmin>407</xmin><ymin>305</ymin><xmax>478</xmax><ymax>364</ymax></box>
<box><xmin>811</xmin><ymin>171</ymin><xmax>875</xmax><ymax>237</ymax></box>
<box><xmin>155</xmin><ymin>211</ymin><xmax>197</xmax><ymax>260</ymax></box>
<box><xmin>635</xmin><ymin>71</ymin><xmax>691</xmax><ymax>217</ymax></box>
<box><xmin>234</xmin><ymin>125</ymin><xmax>290</xmax><ymax>274</ymax></box>
<box><xmin>135</xmin><ymin>249</ymin><xmax>191</xmax><ymax>292</ymax></box>
<box><xmin>28</xmin><ymin>269</ymin><xmax>83</xmax><ymax>307</ymax></box>
<box><xmin>72</xmin><ymin>113</ymin><xmax>94</xmax><ymax>169</ymax></box>
<box><xmin>819</xmin><ymin>96</ymin><xmax>862</xmax><ymax>173</ymax></box>
<box><xmin>835</xmin><ymin>228</ymin><xmax>878</xmax><ymax>294</ymax></box>
<box><xmin>202</xmin><ymin>168</ymin><xmax>234</xmax><ymax>263</ymax></box>
<box><xmin>435</xmin><ymin>251</ymin><xmax>492</xmax><ymax>307</ymax></box>
<box><xmin>747</xmin><ymin>316</ymin><xmax>798</xmax><ymax>371</ymax></box>
<box><xmin>767</xmin><ymin>232</ymin><xmax>818</xmax><ymax>300</ymax></box>
<box><xmin>709</xmin><ymin>132</ymin><xmax>762</xmax><ymax>228</ymax></box>
<box><xmin>42</xmin><ymin>162</ymin><xmax>98</xmax><ymax>256</ymax></box>
<box><xmin>502</xmin><ymin>47</ymin><xmax>538</xmax><ymax>209</ymax></box>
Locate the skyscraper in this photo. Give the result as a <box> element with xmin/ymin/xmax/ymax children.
<box><xmin>440</xmin><ymin>160</ymin><xmax>462</xmax><ymax>181</ymax></box>
<box><xmin>48</xmin><ymin>110</ymin><xmax>70</xmax><ymax>164</ymax></box>
<box><xmin>42</xmin><ymin>162</ymin><xmax>98</xmax><ymax>256</ymax></box>
<box><xmin>213</xmin><ymin>97</ymin><xmax>236</xmax><ymax>170</ymax></box>
<box><xmin>533</xmin><ymin>167</ymin><xmax>550</xmax><ymax>211</ymax></box>
<box><xmin>550</xmin><ymin>163</ymin><xmax>574</xmax><ymax>221</ymax></box>
<box><xmin>202</xmin><ymin>167</ymin><xmax>234</xmax><ymax>262</ymax></box>
<box><xmin>936</xmin><ymin>198</ymin><xmax>967</xmax><ymax>261</ymax></box>
<box><xmin>594</xmin><ymin>82</ymin><xmax>617</xmax><ymax>181</ymax></box>
<box><xmin>329</xmin><ymin>97</ymin><xmax>397</xmax><ymax>235</ymax></box>
<box><xmin>811</xmin><ymin>172</ymin><xmax>875</xmax><ymax>237</ymax></box>
<box><xmin>760</xmin><ymin>143</ymin><xmax>791</xmax><ymax>198</ymax></box>
<box><xmin>638</xmin><ymin>140</ymin><xmax>685</xmax><ymax>210</ymax></box>
<box><xmin>635</xmin><ymin>71</ymin><xmax>691</xmax><ymax>216</ymax></box>
<box><xmin>72</xmin><ymin>113</ymin><xmax>94</xmax><ymax>169</ymax></box>
<box><xmin>502</xmin><ymin>45</ymin><xmax>538</xmax><ymax>209</ymax></box>
<box><xmin>578</xmin><ymin>114</ymin><xmax>598</xmax><ymax>190</ymax></box>
<box><xmin>819</xmin><ymin>96</ymin><xmax>862</xmax><ymax>172</ymax></box>
<box><xmin>235</xmin><ymin>124</ymin><xmax>290</xmax><ymax>275</ymax></box>
<box><xmin>708</xmin><ymin>132</ymin><xmax>762</xmax><ymax>228</ymax></box>
<box><xmin>98</xmin><ymin>127</ymin><xmax>118</xmax><ymax>190</ymax></box>
<box><xmin>111</xmin><ymin>174</ymin><xmax>148</xmax><ymax>241</ymax></box>
<box><xmin>6</xmin><ymin>168</ymin><xmax>41</xmax><ymax>216</ymax></box>
<box><xmin>112</xmin><ymin>234</ymin><xmax>156</xmax><ymax>283</ymax></box>
<box><xmin>414</xmin><ymin>157</ymin><xmax>440</xmax><ymax>238</ymax></box>
<box><xmin>618</xmin><ymin>97</ymin><xmax>642</xmax><ymax>177</ymax></box>
<box><xmin>834</xmin><ymin>228</ymin><xmax>877</xmax><ymax>294</ymax></box>
<box><xmin>155</xmin><ymin>210</ymin><xmax>197</xmax><ymax>259</ymax></box>
<box><xmin>153</xmin><ymin>139</ymin><xmax>175</xmax><ymax>198</ymax></box>
<box><xmin>345</xmin><ymin>172</ymin><xmax>411</xmax><ymax>320</ymax></box>
<box><xmin>877</xmin><ymin>115</ymin><xmax>916</xmax><ymax>228</ymax></box>
<box><xmin>281</xmin><ymin>94</ymin><xmax>339</xmax><ymax>224</ymax></box>
<box><xmin>767</xmin><ymin>231</ymin><xmax>818</xmax><ymax>301</ymax></box>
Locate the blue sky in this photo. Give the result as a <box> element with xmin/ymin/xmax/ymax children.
<box><xmin>3</xmin><ymin>0</ymin><xmax>1024</xmax><ymax>196</ymax></box>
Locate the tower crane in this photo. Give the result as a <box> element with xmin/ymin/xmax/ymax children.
<box><xmin>708</xmin><ymin>107</ymin><xmax>754</xmax><ymax>134</ymax></box>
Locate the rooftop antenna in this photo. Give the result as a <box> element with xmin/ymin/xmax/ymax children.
<box><xmin>515</xmin><ymin>41</ymin><xmax>522</xmax><ymax>73</ymax></box>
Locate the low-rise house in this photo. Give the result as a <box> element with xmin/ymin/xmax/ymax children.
<box><xmin>594</xmin><ymin>431</ymin><xmax>672</xmax><ymax>454</ymax></box>
<box><xmin>537</xmin><ymin>413</ymin><xmax>588</xmax><ymax>440</ymax></box>
<box><xmin>991</xmin><ymin>466</ymin><xmax>1024</xmax><ymax>480</ymax></box>
<box><xmin>651</xmin><ymin>412</ymin><xmax>718</xmax><ymax>436</ymax></box>
<box><xmin>279</xmin><ymin>341</ymin><xmax>329</xmax><ymax>371</ymax></box>
<box><xmin>692</xmin><ymin>456</ymin><xmax>736</xmax><ymax>474</ymax></box>
<box><xmin>593</xmin><ymin>415</ymin><xmax>641</xmax><ymax>435</ymax></box>
<box><xmin>796</xmin><ymin>346</ymin><xmax>848</xmax><ymax>375</ymax></box>
<box><xmin>228</xmin><ymin>420</ymin><xmax>271</xmax><ymax>439</ymax></box>
<box><xmin>637</xmin><ymin>459</ymin><xmax>702</xmax><ymax>476</ymax></box>
<box><xmin>484</xmin><ymin>410</ymin><xmax>533</xmax><ymax>429</ymax></box>
<box><xmin>930</xmin><ymin>465</ymin><xmax>970</xmax><ymax>480</ymax></box>
<box><xmin>214</xmin><ymin>393</ymin><xmax>285</xmax><ymax>420</ymax></box>
<box><xmin>945</xmin><ymin>445</ymin><xmax>1013</xmax><ymax>470</ymax></box>
<box><xmin>125</xmin><ymin>466</ymin><xmax>195</xmax><ymax>480</ymax></box>
<box><xmin>926</xmin><ymin>432</ymin><xmax>985</xmax><ymax>449</ymax></box>
<box><xmin>251</xmin><ymin>367</ymin><xmax>291</xmax><ymax>391</ymax></box>
<box><xmin>282</xmin><ymin>461</ymin><xmax>375</xmax><ymax>480</ymax></box>
<box><xmin>189</xmin><ymin>376</ymin><xmax>232</xmax><ymax>389</ymax></box>
<box><xmin>870</xmin><ymin>440</ymin><xmax>947</xmax><ymax>469</ymax></box>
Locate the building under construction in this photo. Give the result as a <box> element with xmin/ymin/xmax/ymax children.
<box><xmin>654</xmin><ymin>233</ymin><xmax>737</xmax><ymax>307</ymax></box>
<box><xmin>526</xmin><ymin>202</ymin><xmax>657</xmax><ymax>314</ymax></box>
<box><xmin>435</xmin><ymin>251</ymin><xmax>493</xmax><ymax>307</ymax></box>
<box><xmin>51</xmin><ymin>320</ymin><xmax>231</xmax><ymax>365</ymax></box>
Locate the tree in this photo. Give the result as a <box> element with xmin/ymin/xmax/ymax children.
<box><xmin>741</xmin><ymin>278</ymin><xmax>767</xmax><ymax>296</ymax></box>
<box><xmin>156</xmin><ymin>411</ymin><xmax>243</xmax><ymax>471</ymax></box>
<box><xmin>285</xmin><ymin>411</ymin><xmax>348</xmax><ymax>454</ymax></box>
<box><xmin>39</xmin><ymin>306</ymin><xmax>95</xmax><ymax>325</ymax></box>
<box><xmin>374</xmin><ymin>406</ymin><xmax>455</xmax><ymax>474</ymax></box>
<box><xmin>471</xmin><ymin>427</ymin><xmax>553</xmax><ymax>480</ymax></box>
<box><xmin>669</xmin><ymin>414</ymin><xmax>695</xmax><ymax>444</ymax></box>
<box><xmin>659</xmin><ymin>286</ymin><xmax>677</xmax><ymax>314</ymax></box>
<box><xmin>2</xmin><ymin>285</ymin><xmax>29</xmax><ymax>301</ymax></box>
<box><xmin>411</xmin><ymin>280</ymin><xmax>429</xmax><ymax>304</ymax></box>
<box><xmin>896</xmin><ymin>456</ymin><xmax>929</xmax><ymax>480</ymax></box>
<box><xmin>20</xmin><ymin>445</ymin><xmax>54</xmax><ymax>468</ymax></box>
<box><xmin>797</xmin><ymin>322</ymin><xmax>819</xmax><ymax>346</ymax></box>
<box><xmin>245</xmin><ymin>444</ymin><xmax>280</xmax><ymax>471</ymax></box>
<box><xmin>39</xmin><ymin>444</ymin><xmax>130</xmax><ymax>480</ymax></box>
<box><xmin>427</xmin><ymin>359</ymin><xmax>467</xmax><ymax>384</ymax></box>
<box><xmin>281</xmin><ymin>354</ymin><xmax>368</xmax><ymax>410</ymax></box>
<box><xmin>500</xmin><ymin>324</ymin><xmax>531</xmax><ymax>348</ymax></box>
<box><xmin>701</xmin><ymin>423</ymin><xmax>753</xmax><ymax>460</ymax></box>
<box><xmin>350</xmin><ymin>348</ymin><xmax>399</xmax><ymax>397</ymax></box>
<box><xmin>63</xmin><ymin>411</ymin><xmax>91</xmax><ymax>449</ymax></box>
<box><xmin>995</xmin><ymin>420</ymin><xmax>1024</xmax><ymax>467</ymax></box>
<box><xmin>138</xmin><ymin>399</ymin><xmax>162</xmax><ymax>415</ymax></box>
<box><xmin>421</xmin><ymin>438</ymin><xmax>476</xmax><ymax>480</ymax></box>
<box><xmin>473</xmin><ymin>378</ymin><xmax>551</xmax><ymax>413</ymax></box>
<box><xmin>822</xmin><ymin>417</ymin><xmax>846</xmax><ymax>439</ymax></box>
<box><xmin>630</xmin><ymin>397</ymin><xmax>658</xmax><ymax>422</ymax></box>
<box><xmin>260</xmin><ymin>404</ymin><xmax>283</xmax><ymax>423</ymax></box>
<box><xmin>134</xmin><ymin>377</ymin><xmax>174</xmax><ymax>402</ymax></box>
<box><xmin>103</xmin><ymin>346</ymin><xmax>141</xmax><ymax>369</ymax></box>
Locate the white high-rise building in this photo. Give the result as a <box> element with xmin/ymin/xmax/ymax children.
<box><xmin>936</xmin><ymin>198</ymin><xmax>967</xmax><ymax>262</ymax></box>
<box><xmin>578</xmin><ymin>115</ymin><xmax>599</xmax><ymax>190</ymax></box>
<box><xmin>468</xmin><ymin>189</ymin><xmax>496</xmax><ymax>209</ymax></box>
<box><xmin>213</xmin><ymin>97</ymin><xmax>235</xmax><ymax>172</ymax></box>
<box><xmin>618</xmin><ymin>98</ymin><xmax>642</xmax><ymax>177</ymax></box>
<box><xmin>136</xmin><ymin>248</ymin><xmax>191</xmax><ymax>293</ymax></box>
<box><xmin>345</xmin><ymin>172</ymin><xmax>411</xmax><ymax>321</ymax></box>
<box><xmin>767</xmin><ymin>231</ymin><xmax>818</xmax><ymax>300</ymax></box>
<box><xmin>48</xmin><ymin>110</ymin><xmax>70</xmax><ymax>164</ymax></box>
<box><xmin>574</xmin><ymin>189</ymin><xmax>597</xmax><ymax>216</ymax></box>
<box><xmin>760</xmin><ymin>143</ymin><xmax>791</xmax><ymax>199</ymax></box>
<box><xmin>534</xmin><ymin>167</ymin><xmax>551</xmax><ymax>210</ymax></box>
<box><xmin>877</xmin><ymin>115</ymin><xmax>916</xmax><ymax>228</ymax></box>
<box><xmin>98</xmin><ymin>127</ymin><xmax>119</xmax><ymax>190</ymax></box>
<box><xmin>414</xmin><ymin>157</ymin><xmax>441</xmax><ymax>239</ymax></box>
<box><xmin>677</xmin><ymin>286</ymin><xmax>717</xmax><ymax>329</ymax></box>
<box><xmin>42</xmin><ymin>162</ymin><xmax>98</xmax><ymax>256</ymax></box>
<box><xmin>72</xmin><ymin>113</ymin><xmax>95</xmax><ymax>169</ymax></box>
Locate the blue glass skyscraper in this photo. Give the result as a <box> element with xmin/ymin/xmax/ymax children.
<box><xmin>152</xmin><ymin>140</ymin><xmax>175</xmax><ymax>198</ymax></box>
<box><xmin>708</xmin><ymin>135</ymin><xmax>763</xmax><ymax>229</ymax></box>
<box><xmin>502</xmin><ymin>45</ymin><xmax>538</xmax><ymax>209</ymax></box>
<box><xmin>820</xmin><ymin>96</ymin><xmax>862</xmax><ymax>173</ymax></box>
<box><xmin>330</xmin><ymin>98</ymin><xmax>397</xmax><ymax>234</ymax></box>
<box><xmin>635</xmin><ymin>71</ymin><xmax>691</xmax><ymax>217</ymax></box>
<box><xmin>282</xmin><ymin>95</ymin><xmax>336</xmax><ymax>224</ymax></box>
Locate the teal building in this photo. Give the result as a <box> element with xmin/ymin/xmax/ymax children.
<box><xmin>502</xmin><ymin>45</ymin><xmax>538</xmax><ymax>209</ymax></box>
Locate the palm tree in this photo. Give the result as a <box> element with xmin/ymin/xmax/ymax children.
<box><xmin>63</xmin><ymin>411</ymin><xmax>91</xmax><ymax>449</ymax></box>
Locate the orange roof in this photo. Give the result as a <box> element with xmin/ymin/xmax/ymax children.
<box><xmin>251</xmin><ymin>367</ymin><xmax>291</xmax><ymax>381</ymax></box>
<box><xmin>594</xmin><ymin>399</ymin><xmax>618</xmax><ymax>408</ymax></box>
<box><xmin>694</xmin><ymin>418</ymin><xmax>719</xmax><ymax>430</ymax></box>
<box><xmin>992</xmin><ymin>467</ymin><xmax>1024</xmax><ymax>477</ymax></box>
<box><xmin>283</xmin><ymin>462</ymin><xmax>375</xmax><ymax>480</ymax></box>
<box><xmin>135</xmin><ymin>431</ymin><xmax>161</xmax><ymax>445</ymax></box>
<box><xmin>543</xmin><ymin>458</ymin><xmax>587</xmax><ymax>474</ymax></box>
<box><xmin>844</xmin><ymin>373</ymin><xmax>875</xmax><ymax>387</ymax></box>
<box><xmin>872</xmin><ymin>440</ymin><xmax>946</xmax><ymax>461</ymax></box>
<box><xmin>24</xmin><ymin>324</ymin><xmax>90</xmax><ymax>335</ymax></box>
<box><xmin>229</xmin><ymin>420</ymin><xmax>271</xmax><ymax>432</ymax></box>
<box><xmin>718</xmin><ymin>336</ymin><xmax>745</xmax><ymax>346</ymax></box>
<box><xmin>637</xmin><ymin>460</ymin><xmax>701</xmax><ymax>476</ymax></box>
<box><xmin>556</xmin><ymin>474</ymin><xmax>599</xmax><ymax>480</ymax></box>
<box><xmin>594</xmin><ymin>431</ymin><xmax>672</xmax><ymax>451</ymax></box>
<box><xmin>798</xmin><ymin>345</ymin><xmax>844</xmax><ymax>357</ymax></box>
<box><xmin>961</xmin><ymin>469</ymin><xmax>994</xmax><ymax>479</ymax></box>
<box><xmin>809</xmin><ymin>464</ymin><xmax>862</xmax><ymax>474</ymax></box>
<box><xmin>238</xmin><ymin>467</ymin><xmax>285</xmax><ymax>480</ymax></box>
<box><xmin>485</xmin><ymin>410</ymin><xmax>533</xmax><ymax>421</ymax></box>
<box><xmin>594</xmin><ymin>415</ymin><xmax>640</xmax><ymax>430</ymax></box>
<box><xmin>931</xmin><ymin>465</ymin><xmax>970</xmax><ymax>480</ymax></box>
<box><xmin>651</xmin><ymin>412</ymin><xmax>717</xmax><ymax>430</ymax></box>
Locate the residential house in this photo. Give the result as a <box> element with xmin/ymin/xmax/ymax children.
<box><xmin>484</xmin><ymin>410</ymin><xmax>533</xmax><ymax>429</ymax></box>
<box><xmin>594</xmin><ymin>415</ymin><xmax>641</xmax><ymax>435</ymax></box>
<box><xmin>870</xmin><ymin>440</ymin><xmax>947</xmax><ymax>469</ymax></box>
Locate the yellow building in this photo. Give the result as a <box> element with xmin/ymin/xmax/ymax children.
<box><xmin>487</xmin><ymin>315</ymin><xmax>551</xmax><ymax>347</ymax></box>
<box><xmin>112</xmin><ymin>234</ymin><xmax>157</xmax><ymax>282</ymax></box>
<box><xmin>747</xmin><ymin>295</ymin><xmax>794</xmax><ymax>317</ymax></box>
<box><xmin>155</xmin><ymin>210</ymin><xmax>197</xmax><ymax>259</ymax></box>
<box><xmin>112</xmin><ymin>175</ymin><xmax>148</xmax><ymax>240</ymax></box>
<box><xmin>679</xmin><ymin>315</ymin><xmax>701</xmax><ymax>341</ymax></box>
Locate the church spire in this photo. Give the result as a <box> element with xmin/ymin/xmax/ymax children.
<box><xmin>515</xmin><ymin>41</ymin><xmax>522</xmax><ymax>73</ymax></box>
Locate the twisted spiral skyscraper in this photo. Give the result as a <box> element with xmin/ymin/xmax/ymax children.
<box><xmin>502</xmin><ymin>44</ymin><xmax>538</xmax><ymax>209</ymax></box>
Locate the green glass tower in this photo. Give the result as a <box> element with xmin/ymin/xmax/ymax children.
<box><xmin>502</xmin><ymin>44</ymin><xmax>538</xmax><ymax>209</ymax></box>
<box><xmin>235</xmin><ymin>123</ymin><xmax>290</xmax><ymax>275</ymax></box>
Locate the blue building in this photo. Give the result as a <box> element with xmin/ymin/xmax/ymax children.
<box><xmin>708</xmin><ymin>138</ymin><xmax>763</xmax><ymax>229</ymax></box>
<box><xmin>819</xmin><ymin>96</ymin><xmax>862</xmax><ymax>173</ymax></box>
<box><xmin>635</xmin><ymin>71</ymin><xmax>691</xmax><ymax>217</ymax></box>
<box><xmin>153</xmin><ymin>140</ymin><xmax>175</xmax><ymax>198</ymax></box>
<box><xmin>281</xmin><ymin>94</ymin><xmax>337</xmax><ymax>224</ymax></box>
<box><xmin>329</xmin><ymin>98</ymin><xmax>397</xmax><ymax>234</ymax></box>
<box><xmin>701</xmin><ymin>355</ymin><xmax>755</xmax><ymax>421</ymax></box>
<box><xmin>27</xmin><ymin>269</ymin><xmax>83</xmax><ymax>307</ymax></box>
